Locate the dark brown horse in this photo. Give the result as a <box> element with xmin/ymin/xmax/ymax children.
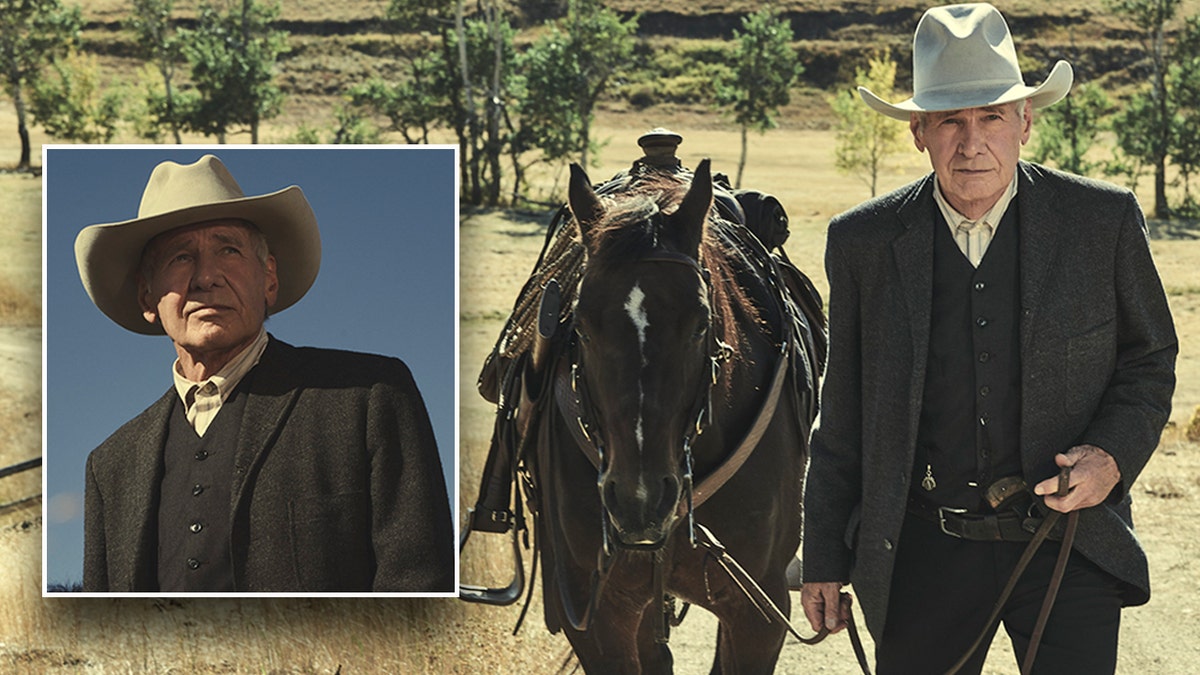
<box><xmin>511</xmin><ymin>159</ymin><xmax>821</xmax><ymax>673</ymax></box>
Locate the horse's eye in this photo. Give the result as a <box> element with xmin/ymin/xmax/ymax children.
<box><xmin>691</xmin><ymin>322</ymin><xmax>708</xmax><ymax>342</ymax></box>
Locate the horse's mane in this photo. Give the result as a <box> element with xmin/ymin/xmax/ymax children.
<box><xmin>582</xmin><ymin>174</ymin><xmax>765</xmax><ymax>373</ymax></box>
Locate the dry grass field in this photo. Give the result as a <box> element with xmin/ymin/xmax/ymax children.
<box><xmin>1</xmin><ymin>104</ymin><xmax>1194</xmax><ymax>671</ymax></box>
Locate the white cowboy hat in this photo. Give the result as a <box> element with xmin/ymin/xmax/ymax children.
<box><xmin>859</xmin><ymin>2</ymin><xmax>1073</xmax><ymax>120</ymax></box>
<box><xmin>74</xmin><ymin>154</ymin><xmax>322</xmax><ymax>335</ymax></box>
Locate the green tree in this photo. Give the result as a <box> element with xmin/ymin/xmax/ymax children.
<box><xmin>830</xmin><ymin>53</ymin><xmax>905</xmax><ymax>197</ymax></box>
<box><xmin>458</xmin><ymin>11</ymin><xmax>517</xmax><ymax>205</ymax></box>
<box><xmin>28</xmin><ymin>50</ymin><xmax>121</xmax><ymax>143</ymax></box>
<box><xmin>556</xmin><ymin>0</ymin><xmax>637</xmax><ymax>168</ymax></box>
<box><xmin>1031</xmin><ymin>82</ymin><xmax>1112</xmax><ymax>177</ymax></box>
<box><xmin>178</xmin><ymin>0</ymin><xmax>288</xmax><ymax>143</ymax></box>
<box><xmin>1167</xmin><ymin>14</ymin><xmax>1200</xmax><ymax>215</ymax></box>
<box><xmin>1108</xmin><ymin>92</ymin><xmax>1158</xmax><ymax>193</ymax></box>
<box><xmin>0</xmin><ymin>0</ymin><xmax>81</xmax><ymax>169</ymax></box>
<box><xmin>126</xmin><ymin>63</ymin><xmax>199</xmax><ymax>143</ymax></box>
<box><xmin>285</xmin><ymin>105</ymin><xmax>382</xmax><ymax>145</ymax></box>
<box><xmin>380</xmin><ymin>0</ymin><xmax>516</xmax><ymax>205</ymax></box>
<box><xmin>1107</xmin><ymin>0</ymin><xmax>1181</xmax><ymax>217</ymax></box>
<box><xmin>513</xmin><ymin>25</ymin><xmax>587</xmax><ymax>201</ymax></box>
<box><xmin>348</xmin><ymin>47</ymin><xmax>449</xmax><ymax>144</ymax></box>
<box><xmin>127</xmin><ymin>0</ymin><xmax>186</xmax><ymax>143</ymax></box>
<box><xmin>717</xmin><ymin>7</ymin><xmax>801</xmax><ymax>188</ymax></box>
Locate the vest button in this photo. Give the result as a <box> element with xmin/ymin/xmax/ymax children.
<box><xmin>979</xmin><ymin>351</ymin><xmax>991</xmax><ymax>362</ymax></box>
<box><xmin>189</xmin><ymin>522</ymin><xmax>203</xmax><ymax>533</ymax></box>
<box><xmin>194</xmin><ymin>450</ymin><xmax>208</xmax><ymax>461</ymax></box>
<box><xmin>974</xmin><ymin>281</ymin><xmax>986</xmax><ymax>292</ymax></box>
<box><xmin>976</xmin><ymin>316</ymin><xmax>989</xmax><ymax>328</ymax></box>
<box><xmin>192</xmin><ymin>484</ymin><xmax>204</xmax><ymax>496</ymax></box>
<box><xmin>187</xmin><ymin>558</ymin><xmax>201</xmax><ymax>570</ymax></box>
<box><xmin>883</xmin><ymin>539</ymin><xmax>894</xmax><ymax>551</ymax></box>
<box><xmin>979</xmin><ymin>386</ymin><xmax>990</xmax><ymax>397</ymax></box>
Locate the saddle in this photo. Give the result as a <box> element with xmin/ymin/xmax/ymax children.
<box><xmin>462</xmin><ymin>153</ymin><xmax>827</xmax><ymax>612</ymax></box>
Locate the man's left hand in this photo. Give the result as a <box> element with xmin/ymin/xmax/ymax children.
<box><xmin>1033</xmin><ymin>444</ymin><xmax>1121</xmax><ymax>513</ymax></box>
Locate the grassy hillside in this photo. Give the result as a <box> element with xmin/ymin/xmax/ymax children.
<box><xmin>60</xmin><ymin>0</ymin><xmax>1200</xmax><ymax>139</ymax></box>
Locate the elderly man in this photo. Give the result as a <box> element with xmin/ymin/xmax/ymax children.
<box><xmin>800</xmin><ymin>4</ymin><xmax>1177</xmax><ymax>673</ymax></box>
<box><xmin>76</xmin><ymin>154</ymin><xmax>454</xmax><ymax>593</ymax></box>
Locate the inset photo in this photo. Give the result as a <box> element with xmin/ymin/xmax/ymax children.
<box><xmin>43</xmin><ymin>145</ymin><xmax>459</xmax><ymax>596</ymax></box>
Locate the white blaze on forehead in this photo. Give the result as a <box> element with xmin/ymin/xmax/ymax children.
<box><xmin>625</xmin><ymin>283</ymin><xmax>650</xmax><ymax>453</ymax></box>
<box><xmin>624</xmin><ymin>283</ymin><xmax>650</xmax><ymax>351</ymax></box>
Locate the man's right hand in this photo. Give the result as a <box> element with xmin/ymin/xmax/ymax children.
<box><xmin>800</xmin><ymin>581</ymin><xmax>852</xmax><ymax>634</ymax></box>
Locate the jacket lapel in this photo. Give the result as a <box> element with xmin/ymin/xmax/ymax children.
<box><xmin>891</xmin><ymin>175</ymin><xmax>937</xmax><ymax>451</ymax></box>
<box><xmin>227</xmin><ymin>335</ymin><xmax>303</xmax><ymax>587</ymax></box>
<box><xmin>230</xmin><ymin>336</ymin><xmax>302</xmax><ymax>512</ymax></box>
<box><xmin>892</xmin><ymin>175</ymin><xmax>936</xmax><ymax>385</ymax></box>
<box><xmin>1016</xmin><ymin>162</ymin><xmax>1064</xmax><ymax>351</ymax></box>
<box><xmin>122</xmin><ymin>391</ymin><xmax>173</xmax><ymax>590</ymax></box>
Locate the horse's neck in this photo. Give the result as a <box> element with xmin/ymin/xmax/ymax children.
<box><xmin>691</xmin><ymin>304</ymin><xmax>778</xmax><ymax>472</ymax></box>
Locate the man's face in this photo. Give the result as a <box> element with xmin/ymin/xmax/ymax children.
<box><xmin>910</xmin><ymin>100</ymin><xmax>1033</xmax><ymax>219</ymax></box>
<box><xmin>138</xmin><ymin>220</ymin><xmax>278</xmax><ymax>364</ymax></box>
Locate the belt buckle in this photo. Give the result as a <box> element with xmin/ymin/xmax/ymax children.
<box><xmin>938</xmin><ymin>506</ymin><xmax>968</xmax><ymax>538</ymax></box>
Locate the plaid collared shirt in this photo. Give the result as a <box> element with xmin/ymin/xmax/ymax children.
<box><xmin>171</xmin><ymin>328</ymin><xmax>269</xmax><ymax>436</ymax></box>
<box><xmin>933</xmin><ymin>174</ymin><xmax>1018</xmax><ymax>268</ymax></box>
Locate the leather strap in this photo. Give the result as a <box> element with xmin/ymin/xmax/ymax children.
<box><xmin>1022</xmin><ymin>508</ymin><xmax>1079</xmax><ymax>674</ymax></box>
<box><xmin>552</xmin><ymin>342</ymin><xmax>791</xmax><ymax>515</ymax></box>
<box><xmin>682</xmin><ymin>343</ymin><xmax>790</xmax><ymax>515</ymax></box>
<box><xmin>906</xmin><ymin>494</ymin><xmax>1053</xmax><ymax>542</ymax></box>
<box><xmin>692</xmin><ymin>523</ymin><xmax>873</xmax><ymax>675</ymax></box>
<box><xmin>943</xmin><ymin>466</ymin><xmax>1078</xmax><ymax>675</ymax></box>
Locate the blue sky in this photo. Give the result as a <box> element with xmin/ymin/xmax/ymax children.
<box><xmin>42</xmin><ymin>145</ymin><xmax>459</xmax><ymax>587</ymax></box>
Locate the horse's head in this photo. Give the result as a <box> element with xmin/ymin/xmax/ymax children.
<box><xmin>567</xmin><ymin>160</ymin><xmax>717</xmax><ymax>549</ymax></box>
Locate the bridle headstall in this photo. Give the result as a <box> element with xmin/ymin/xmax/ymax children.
<box><xmin>551</xmin><ymin>241</ymin><xmax>799</xmax><ymax>644</ymax></box>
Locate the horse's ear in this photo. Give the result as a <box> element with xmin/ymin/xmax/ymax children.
<box><xmin>673</xmin><ymin>158</ymin><xmax>713</xmax><ymax>257</ymax></box>
<box><xmin>568</xmin><ymin>163</ymin><xmax>604</xmax><ymax>246</ymax></box>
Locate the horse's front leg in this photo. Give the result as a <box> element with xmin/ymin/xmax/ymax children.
<box><xmin>562</xmin><ymin>574</ymin><xmax>672</xmax><ymax>675</ymax></box>
<box><xmin>695</xmin><ymin>558</ymin><xmax>791</xmax><ymax>675</ymax></box>
<box><xmin>709</xmin><ymin>595</ymin><xmax>789</xmax><ymax>675</ymax></box>
<box><xmin>710</xmin><ymin>615</ymin><xmax>787</xmax><ymax>675</ymax></box>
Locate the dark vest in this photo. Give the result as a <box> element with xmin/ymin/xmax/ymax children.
<box><xmin>156</xmin><ymin>381</ymin><xmax>250</xmax><ymax>591</ymax></box>
<box><xmin>913</xmin><ymin>201</ymin><xmax>1022</xmax><ymax>510</ymax></box>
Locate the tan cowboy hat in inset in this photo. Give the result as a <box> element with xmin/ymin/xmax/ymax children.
<box><xmin>74</xmin><ymin>154</ymin><xmax>322</xmax><ymax>335</ymax></box>
<box><xmin>859</xmin><ymin>2</ymin><xmax>1073</xmax><ymax>120</ymax></box>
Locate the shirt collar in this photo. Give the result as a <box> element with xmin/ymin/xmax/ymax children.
<box><xmin>172</xmin><ymin>328</ymin><xmax>269</xmax><ymax>406</ymax></box>
<box><xmin>933</xmin><ymin>173</ymin><xmax>1019</xmax><ymax>230</ymax></box>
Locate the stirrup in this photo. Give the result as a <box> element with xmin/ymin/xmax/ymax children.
<box><xmin>459</xmin><ymin>507</ymin><xmax>525</xmax><ymax>605</ymax></box>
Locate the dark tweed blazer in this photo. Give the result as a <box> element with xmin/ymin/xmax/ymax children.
<box><xmin>802</xmin><ymin>162</ymin><xmax>1178</xmax><ymax>637</ymax></box>
<box><xmin>83</xmin><ymin>336</ymin><xmax>455</xmax><ymax>593</ymax></box>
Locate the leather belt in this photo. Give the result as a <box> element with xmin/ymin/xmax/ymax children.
<box><xmin>906</xmin><ymin>494</ymin><xmax>1053</xmax><ymax>542</ymax></box>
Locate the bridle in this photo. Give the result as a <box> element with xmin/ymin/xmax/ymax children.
<box><xmin>546</xmin><ymin>243</ymin><xmax>735</xmax><ymax>642</ymax></box>
<box><xmin>566</xmin><ymin>247</ymin><xmax>730</xmax><ymax>556</ymax></box>
<box><xmin>551</xmin><ymin>235</ymin><xmax>798</xmax><ymax>644</ymax></box>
